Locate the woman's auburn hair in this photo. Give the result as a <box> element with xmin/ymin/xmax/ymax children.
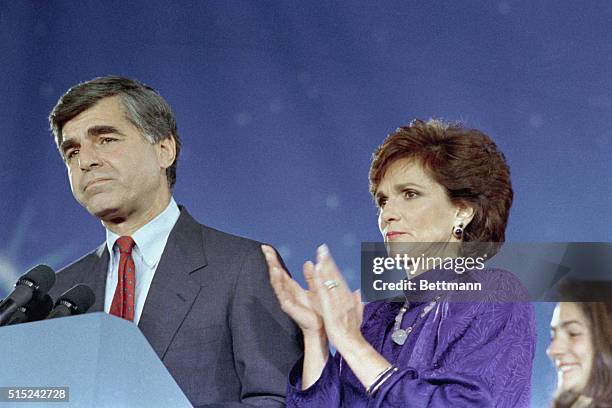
<box><xmin>369</xmin><ymin>119</ymin><xmax>513</xmax><ymax>255</ymax></box>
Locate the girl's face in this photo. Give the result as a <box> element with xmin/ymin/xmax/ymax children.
<box><xmin>547</xmin><ymin>302</ymin><xmax>594</xmax><ymax>393</ymax></box>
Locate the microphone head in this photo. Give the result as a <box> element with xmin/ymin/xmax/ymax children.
<box><xmin>56</xmin><ymin>284</ymin><xmax>95</xmax><ymax>315</ymax></box>
<box><xmin>8</xmin><ymin>293</ymin><xmax>55</xmax><ymax>325</ymax></box>
<box><xmin>18</xmin><ymin>265</ymin><xmax>56</xmax><ymax>295</ymax></box>
<box><xmin>25</xmin><ymin>294</ymin><xmax>54</xmax><ymax>322</ymax></box>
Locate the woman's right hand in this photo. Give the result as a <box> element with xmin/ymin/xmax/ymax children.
<box><xmin>261</xmin><ymin>245</ymin><xmax>324</xmax><ymax>337</ymax></box>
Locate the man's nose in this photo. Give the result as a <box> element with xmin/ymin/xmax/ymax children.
<box><xmin>78</xmin><ymin>145</ymin><xmax>101</xmax><ymax>171</ymax></box>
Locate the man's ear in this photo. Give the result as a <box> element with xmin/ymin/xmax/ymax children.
<box><xmin>156</xmin><ymin>135</ymin><xmax>177</xmax><ymax>170</ymax></box>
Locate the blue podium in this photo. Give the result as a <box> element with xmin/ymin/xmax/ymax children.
<box><xmin>0</xmin><ymin>312</ymin><xmax>192</xmax><ymax>407</ymax></box>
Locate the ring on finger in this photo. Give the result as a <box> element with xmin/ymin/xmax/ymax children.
<box><xmin>323</xmin><ymin>279</ymin><xmax>339</xmax><ymax>290</ymax></box>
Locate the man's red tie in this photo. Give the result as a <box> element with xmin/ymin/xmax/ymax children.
<box><xmin>109</xmin><ymin>236</ymin><xmax>136</xmax><ymax>321</ymax></box>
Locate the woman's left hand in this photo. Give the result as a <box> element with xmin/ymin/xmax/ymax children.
<box><xmin>311</xmin><ymin>244</ymin><xmax>366</xmax><ymax>354</ymax></box>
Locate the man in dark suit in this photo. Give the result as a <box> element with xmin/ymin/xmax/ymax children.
<box><xmin>47</xmin><ymin>76</ymin><xmax>302</xmax><ymax>407</ymax></box>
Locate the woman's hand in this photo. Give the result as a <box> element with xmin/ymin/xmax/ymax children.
<box><xmin>262</xmin><ymin>243</ymin><xmax>390</xmax><ymax>391</ymax></box>
<box><xmin>261</xmin><ymin>245</ymin><xmax>324</xmax><ymax>336</ymax></box>
<box><xmin>311</xmin><ymin>244</ymin><xmax>366</xmax><ymax>353</ymax></box>
<box><xmin>312</xmin><ymin>244</ymin><xmax>392</xmax><ymax>391</ymax></box>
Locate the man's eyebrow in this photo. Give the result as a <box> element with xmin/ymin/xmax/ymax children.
<box><xmin>60</xmin><ymin>125</ymin><xmax>125</xmax><ymax>155</ymax></box>
<box><xmin>87</xmin><ymin>125</ymin><xmax>125</xmax><ymax>137</ymax></box>
<box><xmin>59</xmin><ymin>138</ymin><xmax>77</xmax><ymax>154</ymax></box>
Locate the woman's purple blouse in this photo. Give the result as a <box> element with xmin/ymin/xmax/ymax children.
<box><xmin>286</xmin><ymin>268</ymin><xmax>536</xmax><ymax>407</ymax></box>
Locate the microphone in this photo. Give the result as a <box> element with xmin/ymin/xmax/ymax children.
<box><xmin>5</xmin><ymin>294</ymin><xmax>54</xmax><ymax>325</ymax></box>
<box><xmin>46</xmin><ymin>284</ymin><xmax>95</xmax><ymax>319</ymax></box>
<box><xmin>0</xmin><ymin>265</ymin><xmax>56</xmax><ymax>326</ymax></box>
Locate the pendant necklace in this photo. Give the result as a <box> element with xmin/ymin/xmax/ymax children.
<box><xmin>391</xmin><ymin>295</ymin><xmax>441</xmax><ymax>346</ymax></box>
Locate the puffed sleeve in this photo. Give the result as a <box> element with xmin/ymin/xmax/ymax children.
<box><xmin>285</xmin><ymin>352</ymin><xmax>341</xmax><ymax>407</ymax></box>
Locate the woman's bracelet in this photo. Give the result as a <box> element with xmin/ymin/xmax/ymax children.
<box><xmin>370</xmin><ymin>366</ymin><xmax>399</xmax><ymax>395</ymax></box>
<box><xmin>365</xmin><ymin>365</ymin><xmax>398</xmax><ymax>396</ymax></box>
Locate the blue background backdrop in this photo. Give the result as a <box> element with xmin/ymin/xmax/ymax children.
<box><xmin>1</xmin><ymin>1</ymin><xmax>610</xmax><ymax>405</ymax></box>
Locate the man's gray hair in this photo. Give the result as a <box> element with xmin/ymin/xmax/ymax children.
<box><xmin>49</xmin><ymin>76</ymin><xmax>181</xmax><ymax>189</ymax></box>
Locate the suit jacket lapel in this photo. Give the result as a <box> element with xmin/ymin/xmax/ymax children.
<box><xmin>138</xmin><ymin>207</ymin><xmax>207</xmax><ymax>359</ymax></box>
<box><xmin>89</xmin><ymin>244</ymin><xmax>109</xmax><ymax>313</ymax></box>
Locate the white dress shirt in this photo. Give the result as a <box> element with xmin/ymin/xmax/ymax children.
<box><xmin>103</xmin><ymin>197</ymin><xmax>180</xmax><ymax>324</ymax></box>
